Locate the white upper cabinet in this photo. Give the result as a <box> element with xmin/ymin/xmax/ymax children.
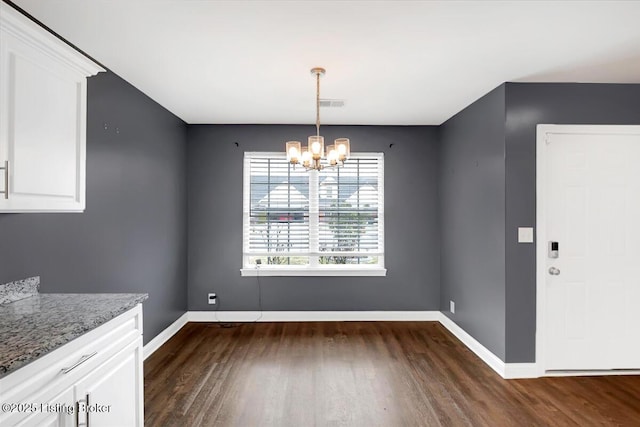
<box><xmin>0</xmin><ymin>3</ymin><xmax>104</xmax><ymax>212</ymax></box>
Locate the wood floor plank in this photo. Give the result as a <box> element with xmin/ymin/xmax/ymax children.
<box><xmin>144</xmin><ymin>322</ymin><xmax>640</xmax><ymax>426</ymax></box>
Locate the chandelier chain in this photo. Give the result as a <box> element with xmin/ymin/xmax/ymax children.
<box><xmin>316</xmin><ymin>71</ymin><xmax>320</xmax><ymax>137</ymax></box>
<box><xmin>284</xmin><ymin>67</ymin><xmax>349</xmax><ymax>171</ymax></box>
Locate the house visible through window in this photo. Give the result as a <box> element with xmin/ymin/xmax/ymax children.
<box><xmin>242</xmin><ymin>152</ymin><xmax>385</xmax><ymax>276</ymax></box>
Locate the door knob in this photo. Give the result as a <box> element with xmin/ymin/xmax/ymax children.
<box><xmin>548</xmin><ymin>267</ymin><xmax>560</xmax><ymax>275</ymax></box>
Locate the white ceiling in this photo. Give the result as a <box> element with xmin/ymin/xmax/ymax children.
<box><xmin>11</xmin><ymin>0</ymin><xmax>640</xmax><ymax>125</ymax></box>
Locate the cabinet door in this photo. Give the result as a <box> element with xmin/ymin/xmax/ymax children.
<box><xmin>0</xmin><ymin>31</ymin><xmax>86</xmax><ymax>212</ymax></box>
<box><xmin>74</xmin><ymin>337</ymin><xmax>144</xmax><ymax>427</ymax></box>
<box><xmin>0</xmin><ymin>3</ymin><xmax>102</xmax><ymax>212</ymax></box>
<box><xmin>14</xmin><ymin>386</ymin><xmax>75</xmax><ymax>427</ymax></box>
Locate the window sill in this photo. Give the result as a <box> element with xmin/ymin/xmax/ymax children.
<box><xmin>240</xmin><ymin>267</ymin><xmax>387</xmax><ymax>277</ymax></box>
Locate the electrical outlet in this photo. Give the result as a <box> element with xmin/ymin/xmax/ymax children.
<box><xmin>208</xmin><ymin>293</ymin><xmax>217</xmax><ymax>305</ymax></box>
<box><xmin>450</xmin><ymin>300</ymin><xmax>455</xmax><ymax>314</ymax></box>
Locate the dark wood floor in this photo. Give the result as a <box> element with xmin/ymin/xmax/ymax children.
<box><xmin>144</xmin><ymin>322</ymin><xmax>640</xmax><ymax>426</ymax></box>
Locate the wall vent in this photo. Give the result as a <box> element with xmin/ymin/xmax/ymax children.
<box><xmin>319</xmin><ymin>99</ymin><xmax>346</xmax><ymax>108</ymax></box>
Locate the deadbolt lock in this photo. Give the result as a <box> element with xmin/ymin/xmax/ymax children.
<box><xmin>548</xmin><ymin>267</ymin><xmax>561</xmax><ymax>276</ymax></box>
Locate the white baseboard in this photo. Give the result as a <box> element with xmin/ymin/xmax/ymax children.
<box><xmin>503</xmin><ymin>363</ymin><xmax>540</xmax><ymax>379</ymax></box>
<box><xmin>143</xmin><ymin>312</ymin><xmax>189</xmax><ymax>360</ymax></box>
<box><xmin>143</xmin><ymin>310</ymin><xmax>539</xmax><ymax>379</ymax></box>
<box><xmin>437</xmin><ymin>313</ymin><xmax>508</xmax><ymax>377</ymax></box>
<box><xmin>543</xmin><ymin>370</ymin><xmax>640</xmax><ymax>377</ymax></box>
<box><xmin>144</xmin><ymin>310</ymin><xmax>639</xmax><ymax>380</ymax></box>
<box><xmin>188</xmin><ymin>310</ymin><xmax>441</xmax><ymax>323</ymax></box>
<box><xmin>437</xmin><ymin>314</ymin><xmax>540</xmax><ymax>379</ymax></box>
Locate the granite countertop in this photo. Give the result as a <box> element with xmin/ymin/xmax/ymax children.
<box><xmin>0</xmin><ymin>292</ymin><xmax>148</xmax><ymax>379</ymax></box>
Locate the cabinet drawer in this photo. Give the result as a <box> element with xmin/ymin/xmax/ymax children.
<box><xmin>0</xmin><ymin>305</ymin><xmax>142</xmax><ymax>426</ymax></box>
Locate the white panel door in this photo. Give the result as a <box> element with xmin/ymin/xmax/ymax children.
<box><xmin>544</xmin><ymin>126</ymin><xmax>640</xmax><ymax>370</ymax></box>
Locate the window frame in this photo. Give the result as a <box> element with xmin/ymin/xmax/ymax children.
<box><xmin>241</xmin><ymin>151</ymin><xmax>386</xmax><ymax>277</ymax></box>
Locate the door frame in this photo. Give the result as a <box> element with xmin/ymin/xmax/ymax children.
<box><xmin>535</xmin><ymin>124</ymin><xmax>640</xmax><ymax>376</ymax></box>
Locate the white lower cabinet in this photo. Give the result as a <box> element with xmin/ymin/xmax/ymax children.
<box><xmin>0</xmin><ymin>305</ymin><xmax>143</xmax><ymax>427</ymax></box>
<box><xmin>15</xmin><ymin>387</ymin><xmax>75</xmax><ymax>427</ymax></box>
<box><xmin>74</xmin><ymin>338</ymin><xmax>143</xmax><ymax>427</ymax></box>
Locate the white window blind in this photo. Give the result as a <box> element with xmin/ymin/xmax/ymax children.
<box><xmin>242</xmin><ymin>152</ymin><xmax>385</xmax><ymax>276</ymax></box>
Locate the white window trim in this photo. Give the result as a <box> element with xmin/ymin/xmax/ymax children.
<box><xmin>242</xmin><ymin>151</ymin><xmax>386</xmax><ymax>277</ymax></box>
<box><xmin>240</xmin><ymin>266</ymin><xmax>387</xmax><ymax>277</ymax></box>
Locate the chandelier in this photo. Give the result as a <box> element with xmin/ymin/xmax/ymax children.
<box><xmin>285</xmin><ymin>67</ymin><xmax>350</xmax><ymax>171</ymax></box>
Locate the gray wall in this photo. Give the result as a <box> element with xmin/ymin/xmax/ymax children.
<box><xmin>504</xmin><ymin>83</ymin><xmax>640</xmax><ymax>362</ymax></box>
<box><xmin>439</xmin><ymin>82</ymin><xmax>640</xmax><ymax>363</ymax></box>
<box><xmin>0</xmin><ymin>71</ymin><xmax>188</xmax><ymax>344</ymax></box>
<box><xmin>439</xmin><ymin>85</ymin><xmax>507</xmax><ymax>360</ymax></box>
<box><xmin>187</xmin><ymin>125</ymin><xmax>440</xmax><ymax>311</ymax></box>
<box><xmin>3</xmin><ymin>68</ymin><xmax>636</xmax><ymax>358</ymax></box>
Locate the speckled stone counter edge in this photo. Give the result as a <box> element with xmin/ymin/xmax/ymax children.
<box><xmin>0</xmin><ymin>276</ymin><xmax>40</xmax><ymax>305</ymax></box>
<box><xmin>0</xmin><ymin>293</ymin><xmax>148</xmax><ymax>378</ymax></box>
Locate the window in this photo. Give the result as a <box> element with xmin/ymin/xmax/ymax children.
<box><xmin>242</xmin><ymin>152</ymin><xmax>385</xmax><ymax>276</ymax></box>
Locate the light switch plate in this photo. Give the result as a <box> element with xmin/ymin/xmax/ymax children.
<box><xmin>518</xmin><ymin>227</ymin><xmax>534</xmax><ymax>243</ymax></box>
